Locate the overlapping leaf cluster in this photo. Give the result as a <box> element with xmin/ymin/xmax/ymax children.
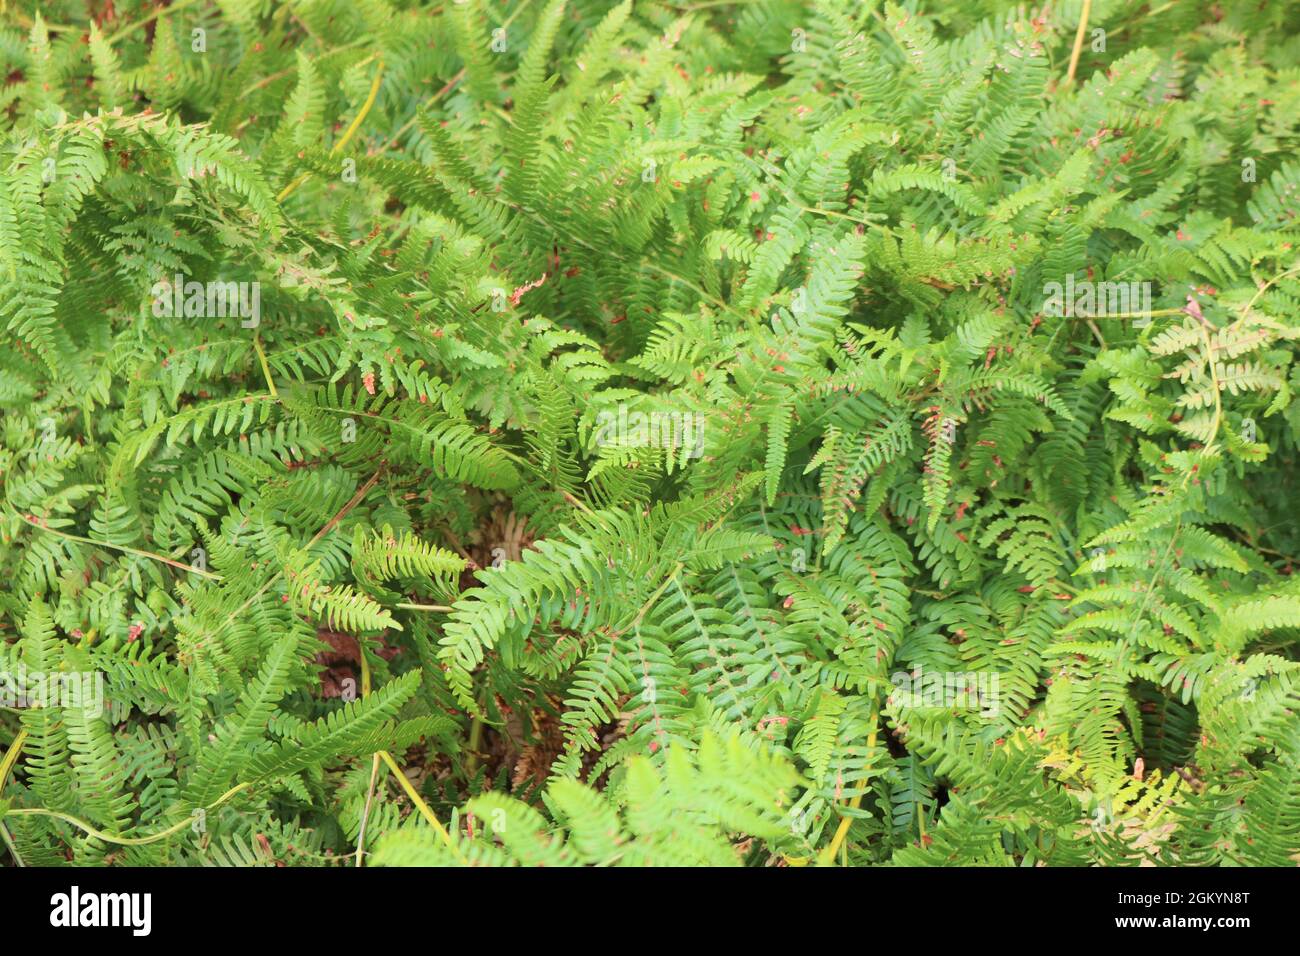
<box><xmin>1</xmin><ymin>0</ymin><xmax>1298</xmax><ymax>867</ymax></box>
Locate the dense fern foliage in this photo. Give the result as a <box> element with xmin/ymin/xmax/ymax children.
<box><xmin>1</xmin><ymin>0</ymin><xmax>1299</xmax><ymax>868</ymax></box>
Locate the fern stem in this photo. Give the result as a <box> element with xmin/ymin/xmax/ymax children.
<box><xmin>105</xmin><ymin>0</ymin><xmax>206</xmax><ymax>45</ymax></box>
<box><xmin>629</xmin><ymin>562</ymin><xmax>684</xmax><ymax>631</ymax></box>
<box><xmin>5</xmin><ymin>808</ymin><xmax>186</xmax><ymax>847</ymax></box>
<box><xmin>253</xmin><ymin>332</ymin><xmax>279</xmax><ymax>399</ymax></box>
<box><xmin>5</xmin><ymin>11</ymin><xmax>77</xmax><ymax>32</ymax></box>
<box><xmin>383</xmin><ymin>69</ymin><xmax>466</xmax><ymax>151</ymax></box>
<box><xmin>276</xmin><ymin>174</ymin><xmax>311</xmax><ymax>205</ymax></box>
<box><xmin>464</xmin><ymin>688</ymin><xmax>487</xmax><ymax>778</ymax></box>
<box><xmin>16</xmin><ymin>516</ymin><xmax>220</xmax><ymax>579</ymax></box>
<box><xmin>329</xmin><ymin>58</ymin><xmax>385</xmax><ymax>157</ymax></box>
<box><xmin>395</xmin><ymin>602</ymin><xmax>454</xmax><ymax>612</ymax></box>
<box><xmin>818</xmin><ymin>725</ymin><xmax>879</xmax><ymax>865</ymax></box>
<box><xmin>1079</xmin><ymin>307</ymin><xmax>1185</xmax><ymax>320</ymax></box>
<box><xmin>1195</xmin><ymin>321</ymin><xmax>1225</xmax><ymax>456</ymax></box>
<box><xmin>278</xmin><ymin>57</ymin><xmax>385</xmax><ymax>203</ymax></box>
<box><xmin>189</xmin><ymin>469</ymin><xmax>383</xmax><ymax>657</ymax></box>
<box><xmin>0</xmin><ymin>729</ymin><xmax>28</xmax><ymax>793</ymax></box>
<box><xmin>1229</xmin><ymin>262</ymin><xmax>1300</xmax><ymax>333</ymax></box>
<box><xmin>1065</xmin><ymin>0</ymin><xmax>1093</xmax><ymax>87</ymax></box>
<box><xmin>356</xmin><ymin>646</ymin><xmax>380</xmax><ymax>867</ymax></box>
<box><xmin>1105</xmin><ymin>0</ymin><xmax>1178</xmax><ymax>40</ymax></box>
<box><xmin>377</xmin><ymin>749</ymin><xmax>467</xmax><ymax>863</ymax></box>
<box><xmin>0</xmin><ymin>820</ymin><xmax>23</xmax><ymax>866</ymax></box>
<box><xmin>356</xmin><ymin>754</ymin><xmax>381</xmax><ymax>867</ymax></box>
<box><xmin>241</xmin><ymin>40</ymin><xmax>371</xmax><ymax>99</ymax></box>
<box><xmin>7</xmin><ymin>782</ymin><xmax>250</xmax><ymax>847</ymax></box>
<box><xmin>308</xmin><ymin>469</ymin><xmax>385</xmax><ymax>548</ymax></box>
<box><xmin>561</xmin><ymin>490</ymin><xmax>595</xmax><ymax>516</ymax></box>
<box><xmin>356</xmin><ymin>642</ymin><xmax>464</xmax><ymax>863</ymax></box>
